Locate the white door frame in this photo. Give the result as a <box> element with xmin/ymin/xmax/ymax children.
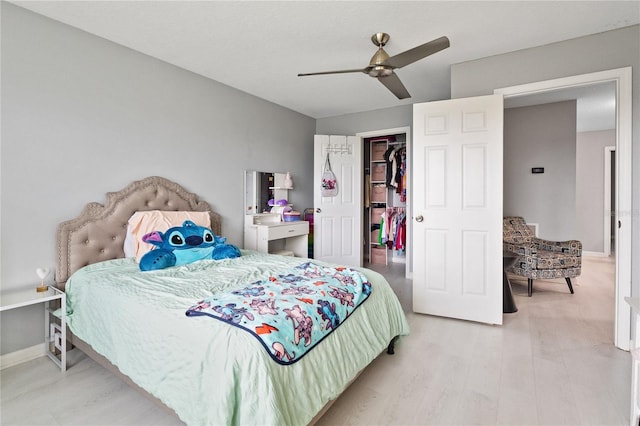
<box><xmin>604</xmin><ymin>146</ymin><xmax>615</xmax><ymax>257</ymax></box>
<box><xmin>357</xmin><ymin>126</ymin><xmax>412</xmax><ymax>279</ymax></box>
<box><xmin>495</xmin><ymin>67</ymin><xmax>632</xmax><ymax>351</ymax></box>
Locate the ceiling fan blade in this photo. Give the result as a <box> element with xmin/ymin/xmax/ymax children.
<box><xmin>377</xmin><ymin>72</ymin><xmax>411</xmax><ymax>99</ymax></box>
<box><xmin>382</xmin><ymin>36</ymin><xmax>450</xmax><ymax>69</ymax></box>
<box><xmin>298</xmin><ymin>68</ymin><xmax>366</xmax><ymax>77</ymax></box>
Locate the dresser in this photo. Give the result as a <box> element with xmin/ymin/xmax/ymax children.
<box><xmin>244</xmin><ymin>213</ymin><xmax>309</xmax><ymax>257</ymax></box>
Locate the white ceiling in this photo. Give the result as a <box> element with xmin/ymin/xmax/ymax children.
<box><xmin>10</xmin><ymin>1</ymin><xmax>640</xmax><ymax>123</ymax></box>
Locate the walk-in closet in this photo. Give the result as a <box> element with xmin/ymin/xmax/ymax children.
<box><xmin>363</xmin><ymin>132</ymin><xmax>408</xmax><ymax>267</ymax></box>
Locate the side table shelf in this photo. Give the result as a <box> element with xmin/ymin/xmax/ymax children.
<box><xmin>0</xmin><ymin>286</ymin><xmax>66</xmax><ymax>372</ymax></box>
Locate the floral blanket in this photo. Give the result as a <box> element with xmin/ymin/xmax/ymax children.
<box><xmin>186</xmin><ymin>261</ymin><xmax>372</xmax><ymax>365</ymax></box>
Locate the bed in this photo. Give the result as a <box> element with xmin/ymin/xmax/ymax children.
<box><xmin>55</xmin><ymin>176</ymin><xmax>409</xmax><ymax>425</ymax></box>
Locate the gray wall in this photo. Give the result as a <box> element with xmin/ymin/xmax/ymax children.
<box><xmin>503</xmin><ymin>101</ymin><xmax>577</xmax><ymax>241</ymax></box>
<box><xmin>576</xmin><ymin>130</ymin><xmax>616</xmax><ymax>253</ymax></box>
<box><xmin>316</xmin><ymin>105</ymin><xmax>412</xmax><ymax>135</ymax></box>
<box><xmin>0</xmin><ymin>3</ymin><xmax>315</xmax><ymax>354</ymax></box>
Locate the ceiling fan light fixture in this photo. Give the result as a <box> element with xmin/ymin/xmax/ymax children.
<box><xmin>368</xmin><ymin>66</ymin><xmax>393</xmax><ymax>77</ymax></box>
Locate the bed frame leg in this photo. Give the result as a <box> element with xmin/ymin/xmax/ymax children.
<box><xmin>387</xmin><ymin>336</ymin><xmax>399</xmax><ymax>355</ymax></box>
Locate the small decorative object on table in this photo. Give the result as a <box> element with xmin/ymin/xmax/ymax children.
<box><xmin>283</xmin><ymin>211</ymin><xmax>301</xmax><ymax>222</ymax></box>
<box><xmin>35</xmin><ymin>267</ymin><xmax>50</xmax><ymax>293</ymax></box>
<box><xmin>268</xmin><ymin>198</ymin><xmax>289</xmax><ymax>207</ymax></box>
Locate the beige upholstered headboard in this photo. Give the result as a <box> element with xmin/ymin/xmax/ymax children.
<box><xmin>56</xmin><ymin>176</ymin><xmax>222</xmax><ymax>288</ymax></box>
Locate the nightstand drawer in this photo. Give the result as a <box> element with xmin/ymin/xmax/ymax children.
<box><xmin>267</xmin><ymin>222</ymin><xmax>309</xmax><ymax>240</ymax></box>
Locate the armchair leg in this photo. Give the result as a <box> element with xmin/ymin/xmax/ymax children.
<box><xmin>528</xmin><ymin>278</ymin><xmax>533</xmax><ymax>297</ymax></box>
<box><xmin>565</xmin><ymin>278</ymin><xmax>575</xmax><ymax>294</ymax></box>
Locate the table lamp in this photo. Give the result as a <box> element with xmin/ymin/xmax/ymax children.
<box><xmin>36</xmin><ymin>267</ymin><xmax>50</xmax><ymax>292</ymax></box>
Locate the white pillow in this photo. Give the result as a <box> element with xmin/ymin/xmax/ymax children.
<box><xmin>124</xmin><ymin>210</ymin><xmax>211</xmax><ymax>263</ymax></box>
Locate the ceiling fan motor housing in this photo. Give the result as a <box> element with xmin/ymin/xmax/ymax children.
<box><xmin>367</xmin><ymin>37</ymin><xmax>393</xmax><ymax>77</ymax></box>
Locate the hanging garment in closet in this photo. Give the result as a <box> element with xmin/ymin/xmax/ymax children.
<box><xmin>383</xmin><ymin>147</ymin><xmax>397</xmax><ymax>189</ymax></box>
<box><xmin>379</xmin><ymin>208</ymin><xmax>406</xmax><ymax>253</ymax></box>
<box><xmin>398</xmin><ymin>148</ymin><xmax>407</xmax><ymax>202</ymax></box>
<box><xmin>384</xmin><ymin>145</ymin><xmax>407</xmax><ymax>196</ymax></box>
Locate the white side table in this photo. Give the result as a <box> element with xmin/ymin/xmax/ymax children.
<box><xmin>244</xmin><ymin>214</ymin><xmax>309</xmax><ymax>257</ymax></box>
<box><xmin>0</xmin><ymin>286</ymin><xmax>66</xmax><ymax>372</ymax></box>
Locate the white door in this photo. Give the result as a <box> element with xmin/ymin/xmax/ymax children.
<box><xmin>313</xmin><ymin>135</ymin><xmax>362</xmax><ymax>267</ymax></box>
<box><xmin>412</xmin><ymin>95</ymin><xmax>503</xmax><ymax>324</ymax></box>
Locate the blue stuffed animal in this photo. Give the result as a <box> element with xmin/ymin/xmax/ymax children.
<box><xmin>139</xmin><ymin>220</ymin><xmax>241</xmax><ymax>271</ymax></box>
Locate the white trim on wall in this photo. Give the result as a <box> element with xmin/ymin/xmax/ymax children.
<box><xmin>583</xmin><ymin>250</ymin><xmax>609</xmax><ymax>258</ymax></box>
<box><xmin>0</xmin><ymin>343</ymin><xmax>44</xmax><ymax>370</ymax></box>
<box><xmin>494</xmin><ymin>66</ymin><xmax>632</xmax><ymax>351</ymax></box>
<box><xmin>604</xmin><ymin>146</ymin><xmax>615</xmax><ymax>258</ymax></box>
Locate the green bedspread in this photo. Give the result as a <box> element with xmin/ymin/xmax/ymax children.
<box><xmin>65</xmin><ymin>250</ymin><xmax>409</xmax><ymax>426</ymax></box>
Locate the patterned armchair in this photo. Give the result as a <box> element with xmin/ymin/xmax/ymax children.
<box><xmin>503</xmin><ymin>216</ymin><xmax>581</xmax><ymax>297</ymax></box>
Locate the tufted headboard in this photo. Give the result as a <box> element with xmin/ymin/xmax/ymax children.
<box><xmin>56</xmin><ymin>176</ymin><xmax>222</xmax><ymax>289</ymax></box>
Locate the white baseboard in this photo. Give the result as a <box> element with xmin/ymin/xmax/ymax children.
<box><xmin>1</xmin><ymin>343</ymin><xmax>44</xmax><ymax>370</ymax></box>
<box><xmin>583</xmin><ymin>251</ymin><xmax>609</xmax><ymax>258</ymax></box>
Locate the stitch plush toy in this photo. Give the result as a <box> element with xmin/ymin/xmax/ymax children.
<box><xmin>139</xmin><ymin>220</ymin><xmax>241</xmax><ymax>271</ymax></box>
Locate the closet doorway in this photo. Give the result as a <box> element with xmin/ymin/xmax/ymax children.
<box><xmin>358</xmin><ymin>127</ymin><xmax>411</xmax><ymax>279</ymax></box>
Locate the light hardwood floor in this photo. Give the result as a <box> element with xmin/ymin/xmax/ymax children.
<box><xmin>0</xmin><ymin>256</ymin><xmax>630</xmax><ymax>425</ymax></box>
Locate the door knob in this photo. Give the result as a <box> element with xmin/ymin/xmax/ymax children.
<box><xmin>316</xmin><ymin>208</ymin><xmax>322</xmax><ymax>213</ymax></box>
<box><xmin>415</xmin><ymin>215</ymin><xmax>423</xmax><ymax>222</ymax></box>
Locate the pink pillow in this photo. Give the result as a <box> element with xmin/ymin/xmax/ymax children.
<box><xmin>124</xmin><ymin>210</ymin><xmax>211</xmax><ymax>263</ymax></box>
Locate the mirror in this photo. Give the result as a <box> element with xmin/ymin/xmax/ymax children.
<box><xmin>244</xmin><ymin>170</ymin><xmax>291</xmax><ymax>215</ymax></box>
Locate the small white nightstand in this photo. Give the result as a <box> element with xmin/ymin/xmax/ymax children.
<box><xmin>244</xmin><ymin>213</ymin><xmax>309</xmax><ymax>257</ymax></box>
<box><xmin>0</xmin><ymin>286</ymin><xmax>66</xmax><ymax>372</ymax></box>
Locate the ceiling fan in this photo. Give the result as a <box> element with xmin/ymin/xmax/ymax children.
<box><xmin>297</xmin><ymin>32</ymin><xmax>450</xmax><ymax>99</ymax></box>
